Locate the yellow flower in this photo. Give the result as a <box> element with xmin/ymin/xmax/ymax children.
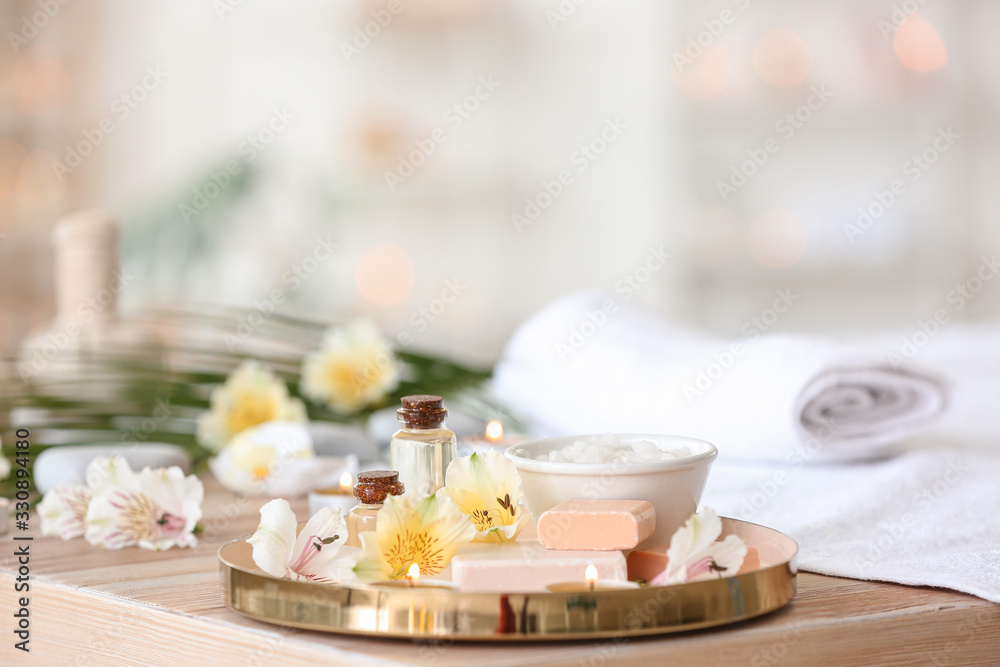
<box><xmin>440</xmin><ymin>450</ymin><xmax>530</xmax><ymax>543</ymax></box>
<box><xmin>352</xmin><ymin>493</ymin><xmax>475</xmax><ymax>581</ymax></box>
<box><xmin>300</xmin><ymin>319</ymin><xmax>400</xmax><ymax>415</ymax></box>
<box><xmin>197</xmin><ymin>361</ymin><xmax>307</xmax><ymax>451</ymax></box>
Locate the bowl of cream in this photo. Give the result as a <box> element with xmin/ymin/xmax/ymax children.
<box><xmin>505</xmin><ymin>434</ymin><xmax>718</xmax><ymax>547</ymax></box>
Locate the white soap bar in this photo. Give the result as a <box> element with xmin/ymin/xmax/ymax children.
<box><xmin>34</xmin><ymin>444</ymin><xmax>191</xmax><ymax>494</ymax></box>
<box><xmin>450</xmin><ymin>541</ymin><xmax>628</xmax><ymax>592</ymax></box>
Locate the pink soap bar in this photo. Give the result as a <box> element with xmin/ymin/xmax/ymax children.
<box><xmin>451</xmin><ymin>542</ymin><xmax>628</xmax><ymax>592</ymax></box>
<box><xmin>538</xmin><ymin>500</ymin><xmax>655</xmax><ymax>550</ymax></box>
<box><xmin>627</xmin><ymin>545</ymin><xmax>760</xmax><ymax>582</ymax></box>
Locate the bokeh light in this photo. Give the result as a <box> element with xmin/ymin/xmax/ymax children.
<box><xmin>671</xmin><ymin>44</ymin><xmax>732</xmax><ymax>100</ymax></box>
<box><xmin>747</xmin><ymin>210</ymin><xmax>808</xmax><ymax>270</ymax></box>
<box><xmin>753</xmin><ymin>28</ymin><xmax>814</xmax><ymax>88</ymax></box>
<box><xmin>894</xmin><ymin>15</ymin><xmax>948</xmax><ymax>73</ymax></box>
<box><xmin>355</xmin><ymin>244</ymin><xmax>415</xmax><ymax>305</ymax></box>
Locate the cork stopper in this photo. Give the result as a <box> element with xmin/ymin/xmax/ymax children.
<box><xmin>397</xmin><ymin>394</ymin><xmax>448</xmax><ymax>429</ymax></box>
<box><xmin>354</xmin><ymin>470</ymin><xmax>404</xmax><ymax>504</ymax></box>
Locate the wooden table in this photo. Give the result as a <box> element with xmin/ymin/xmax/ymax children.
<box><xmin>3</xmin><ymin>478</ymin><xmax>998</xmax><ymax>666</ymax></box>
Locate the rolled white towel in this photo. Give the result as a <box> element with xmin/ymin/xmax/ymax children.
<box><xmin>493</xmin><ymin>293</ymin><xmax>945</xmax><ymax>463</ymax></box>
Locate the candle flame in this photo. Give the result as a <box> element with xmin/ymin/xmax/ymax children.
<box><xmin>407</xmin><ymin>562</ymin><xmax>421</xmax><ymax>583</ymax></box>
<box><xmin>339</xmin><ymin>472</ymin><xmax>353</xmax><ymax>490</ymax></box>
<box><xmin>485</xmin><ymin>419</ymin><xmax>504</xmax><ymax>442</ymax></box>
<box><xmin>585</xmin><ymin>564</ymin><xmax>599</xmax><ymax>585</ymax></box>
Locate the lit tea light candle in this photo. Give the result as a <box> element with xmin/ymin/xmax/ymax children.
<box><xmin>463</xmin><ymin>419</ymin><xmax>525</xmax><ymax>453</ymax></box>
<box><xmin>405</xmin><ymin>562</ymin><xmax>420</xmax><ymax>586</ymax></box>
<box><xmin>308</xmin><ymin>471</ymin><xmax>357</xmax><ymax>516</ymax></box>
<box><xmin>371</xmin><ymin>563</ymin><xmax>457</xmax><ymax>590</ymax></box>
<box><xmin>485</xmin><ymin>419</ymin><xmax>504</xmax><ymax>442</ymax></box>
<box><xmin>547</xmin><ymin>564</ymin><xmax>640</xmax><ymax>593</ymax></box>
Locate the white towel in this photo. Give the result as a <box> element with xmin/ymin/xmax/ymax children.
<box><xmin>704</xmin><ymin>447</ymin><xmax>1000</xmax><ymax>603</ymax></box>
<box><xmin>493</xmin><ymin>292</ymin><xmax>945</xmax><ymax>463</ymax></box>
<box><xmin>494</xmin><ymin>293</ymin><xmax>1000</xmax><ymax>601</ymax></box>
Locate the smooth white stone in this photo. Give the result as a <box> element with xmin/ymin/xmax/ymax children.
<box><xmin>309</xmin><ymin>422</ymin><xmax>378</xmax><ymax>462</ymax></box>
<box><xmin>34</xmin><ymin>443</ymin><xmax>191</xmax><ymax>494</ymax></box>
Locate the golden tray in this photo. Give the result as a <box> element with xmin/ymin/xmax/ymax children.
<box><xmin>219</xmin><ymin>517</ymin><xmax>797</xmax><ymax>641</ymax></box>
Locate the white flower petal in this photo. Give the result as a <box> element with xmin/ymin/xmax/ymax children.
<box><xmin>38</xmin><ymin>484</ymin><xmax>92</xmax><ymax>540</ymax></box>
<box><xmin>247</xmin><ymin>499</ymin><xmax>298</xmax><ymax>578</ymax></box>
<box><xmin>292</xmin><ymin>546</ymin><xmax>362</xmax><ymax>583</ymax></box>
<box><xmin>652</xmin><ymin>508</ymin><xmax>747</xmax><ymax>585</ymax></box>
<box><xmin>291</xmin><ymin>506</ymin><xmax>347</xmax><ymax>560</ymax></box>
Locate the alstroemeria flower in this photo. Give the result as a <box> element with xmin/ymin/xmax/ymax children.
<box><xmin>209</xmin><ymin>421</ymin><xmax>327</xmax><ymax>497</ymax></box>
<box><xmin>440</xmin><ymin>450</ymin><xmax>530</xmax><ymax>543</ymax></box>
<box><xmin>352</xmin><ymin>493</ymin><xmax>475</xmax><ymax>581</ymax></box>
<box><xmin>85</xmin><ymin>456</ymin><xmax>204</xmax><ymax>551</ymax></box>
<box><xmin>247</xmin><ymin>499</ymin><xmax>357</xmax><ymax>582</ymax></box>
<box><xmin>38</xmin><ymin>484</ymin><xmax>92</xmax><ymax>540</ymax></box>
<box><xmin>197</xmin><ymin>361</ymin><xmax>307</xmax><ymax>451</ymax></box>
<box><xmin>650</xmin><ymin>508</ymin><xmax>747</xmax><ymax>586</ymax></box>
<box><xmin>300</xmin><ymin>319</ymin><xmax>400</xmax><ymax>415</ymax></box>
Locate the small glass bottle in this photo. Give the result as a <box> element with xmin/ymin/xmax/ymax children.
<box><xmin>345</xmin><ymin>470</ymin><xmax>404</xmax><ymax>548</ymax></box>
<box><xmin>390</xmin><ymin>395</ymin><xmax>457</xmax><ymax>497</ymax></box>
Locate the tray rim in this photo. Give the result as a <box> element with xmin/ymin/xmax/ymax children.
<box><xmin>218</xmin><ymin>516</ymin><xmax>798</xmax><ymax>642</ymax></box>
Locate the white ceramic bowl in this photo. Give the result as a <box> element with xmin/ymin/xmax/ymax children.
<box><xmin>505</xmin><ymin>434</ymin><xmax>718</xmax><ymax>547</ymax></box>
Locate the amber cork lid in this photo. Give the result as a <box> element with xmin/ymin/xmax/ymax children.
<box><xmin>397</xmin><ymin>394</ymin><xmax>448</xmax><ymax>429</ymax></box>
<box><xmin>354</xmin><ymin>470</ymin><xmax>405</xmax><ymax>504</ymax></box>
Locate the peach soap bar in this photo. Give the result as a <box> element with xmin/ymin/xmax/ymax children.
<box><xmin>627</xmin><ymin>545</ymin><xmax>761</xmax><ymax>582</ymax></box>
<box><xmin>450</xmin><ymin>542</ymin><xmax>628</xmax><ymax>592</ymax></box>
<box><xmin>538</xmin><ymin>500</ymin><xmax>655</xmax><ymax>550</ymax></box>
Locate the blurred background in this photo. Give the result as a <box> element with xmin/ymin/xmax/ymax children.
<box><xmin>1</xmin><ymin>0</ymin><xmax>997</xmax><ymax>365</ymax></box>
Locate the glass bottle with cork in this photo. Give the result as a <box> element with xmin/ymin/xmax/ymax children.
<box><xmin>390</xmin><ymin>395</ymin><xmax>457</xmax><ymax>497</ymax></box>
<box><xmin>345</xmin><ymin>470</ymin><xmax>404</xmax><ymax>548</ymax></box>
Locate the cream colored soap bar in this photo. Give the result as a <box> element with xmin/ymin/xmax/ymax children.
<box><xmin>450</xmin><ymin>542</ymin><xmax>627</xmax><ymax>592</ymax></box>
<box><xmin>538</xmin><ymin>500</ymin><xmax>655</xmax><ymax>550</ymax></box>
